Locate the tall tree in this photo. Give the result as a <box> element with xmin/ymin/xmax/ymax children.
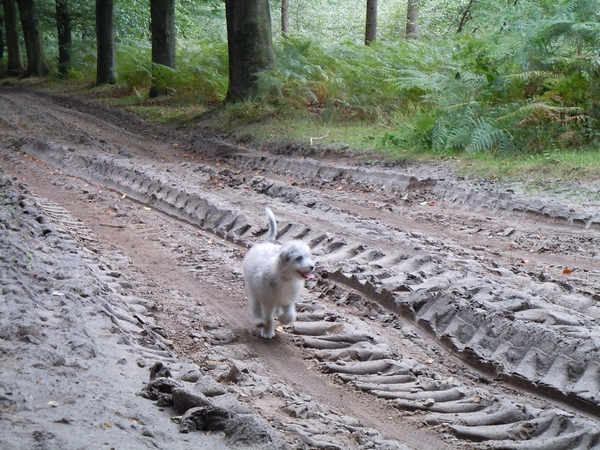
<box><xmin>55</xmin><ymin>0</ymin><xmax>72</xmax><ymax>77</ymax></box>
<box><xmin>224</xmin><ymin>0</ymin><xmax>277</xmax><ymax>103</ymax></box>
<box><xmin>16</xmin><ymin>0</ymin><xmax>49</xmax><ymax>76</ymax></box>
<box><xmin>281</xmin><ymin>0</ymin><xmax>289</xmax><ymax>35</ymax></box>
<box><xmin>405</xmin><ymin>0</ymin><xmax>419</xmax><ymax>39</ymax></box>
<box><xmin>95</xmin><ymin>0</ymin><xmax>116</xmax><ymax>84</ymax></box>
<box><xmin>365</xmin><ymin>0</ymin><xmax>377</xmax><ymax>45</ymax></box>
<box><xmin>149</xmin><ymin>0</ymin><xmax>176</xmax><ymax>98</ymax></box>
<box><xmin>0</xmin><ymin>9</ymin><xmax>4</xmax><ymax>60</ymax></box>
<box><xmin>2</xmin><ymin>0</ymin><xmax>23</xmax><ymax>76</ymax></box>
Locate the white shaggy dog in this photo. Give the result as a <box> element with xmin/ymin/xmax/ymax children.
<box><xmin>243</xmin><ymin>208</ymin><xmax>315</xmax><ymax>339</ymax></box>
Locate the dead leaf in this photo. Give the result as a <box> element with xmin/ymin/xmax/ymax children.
<box><xmin>336</xmin><ymin>186</ymin><xmax>343</xmax><ymax>191</ymax></box>
<box><xmin>172</xmin><ymin>143</ymin><xmax>179</xmax><ymax>149</ymax></box>
<box><xmin>562</xmin><ymin>268</ymin><xmax>572</xmax><ymax>274</ymax></box>
<box><xmin>106</xmin><ymin>209</ymin><xmax>114</xmax><ymax>214</ymax></box>
<box><xmin>121</xmin><ymin>193</ymin><xmax>127</xmax><ymax>199</ymax></box>
<box><xmin>103</xmin><ymin>422</ymin><xmax>113</xmax><ymax>428</ymax></box>
<box><xmin>207</xmin><ymin>239</ymin><xmax>213</xmax><ymax>245</ymax></box>
<box><xmin>143</xmin><ymin>207</ymin><xmax>152</xmax><ymax>211</ymax></box>
<box><xmin>428</xmin><ymin>201</ymin><xmax>436</xmax><ymax>206</ymax></box>
<box><xmin>425</xmin><ymin>359</ymin><xmax>434</xmax><ymax>364</ymax></box>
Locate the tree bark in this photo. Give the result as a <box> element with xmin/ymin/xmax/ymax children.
<box><xmin>281</xmin><ymin>0</ymin><xmax>289</xmax><ymax>35</ymax></box>
<box><xmin>0</xmin><ymin>9</ymin><xmax>4</xmax><ymax>60</ymax></box>
<box><xmin>95</xmin><ymin>0</ymin><xmax>116</xmax><ymax>84</ymax></box>
<box><xmin>2</xmin><ymin>0</ymin><xmax>23</xmax><ymax>75</ymax></box>
<box><xmin>55</xmin><ymin>0</ymin><xmax>72</xmax><ymax>78</ymax></box>
<box><xmin>149</xmin><ymin>0</ymin><xmax>176</xmax><ymax>98</ymax></box>
<box><xmin>405</xmin><ymin>0</ymin><xmax>419</xmax><ymax>40</ymax></box>
<box><xmin>16</xmin><ymin>0</ymin><xmax>50</xmax><ymax>77</ymax></box>
<box><xmin>225</xmin><ymin>0</ymin><xmax>277</xmax><ymax>103</ymax></box>
<box><xmin>365</xmin><ymin>0</ymin><xmax>377</xmax><ymax>45</ymax></box>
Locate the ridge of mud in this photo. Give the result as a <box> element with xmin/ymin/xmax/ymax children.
<box><xmin>29</xmin><ymin>87</ymin><xmax>600</xmax><ymax>229</ymax></box>
<box><xmin>5</xmin><ymin>157</ymin><xmax>599</xmax><ymax>450</ymax></box>
<box><xmin>0</xmin><ymin>170</ymin><xmax>418</xmax><ymax>450</ymax></box>
<box><xmin>15</xmin><ymin>137</ymin><xmax>600</xmax><ymax>417</ymax></box>
<box><xmin>3</xmin><ymin>88</ymin><xmax>600</xmax><ymax>449</ymax></box>
<box><xmin>0</xmin><ymin>172</ymin><xmax>289</xmax><ymax>449</ymax></box>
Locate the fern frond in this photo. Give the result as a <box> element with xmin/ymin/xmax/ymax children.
<box><xmin>465</xmin><ymin>118</ymin><xmax>515</xmax><ymax>153</ymax></box>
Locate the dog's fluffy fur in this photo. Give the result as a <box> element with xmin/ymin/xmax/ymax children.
<box><xmin>242</xmin><ymin>208</ymin><xmax>315</xmax><ymax>339</ymax></box>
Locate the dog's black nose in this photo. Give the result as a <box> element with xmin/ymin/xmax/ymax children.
<box><xmin>310</xmin><ymin>264</ymin><xmax>315</xmax><ymax>271</ymax></box>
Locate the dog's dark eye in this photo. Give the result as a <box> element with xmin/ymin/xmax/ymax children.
<box><xmin>295</xmin><ymin>256</ymin><xmax>303</xmax><ymax>262</ymax></box>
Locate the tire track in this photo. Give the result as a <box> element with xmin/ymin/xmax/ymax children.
<box><xmin>2</xmin><ymin>88</ymin><xmax>600</xmax><ymax>448</ymax></box>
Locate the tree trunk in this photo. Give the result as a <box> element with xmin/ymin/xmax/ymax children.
<box><xmin>225</xmin><ymin>0</ymin><xmax>277</xmax><ymax>103</ymax></box>
<box><xmin>55</xmin><ymin>0</ymin><xmax>71</xmax><ymax>78</ymax></box>
<box><xmin>405</xmin><ymin>0</ymin><xmax>419</xmax><ymax>40</ymax></box>
<box><xmin>2</xmin><ymin>0</ymin><xmax>23</xmax><ymax>75</ymax></box>
<box><xmin>457</xmin><ymin>0</ymin><xmax>475</xmax><ymax>33</ymax></box>
<box><xmin>281</xmin><ymin>0</ymin><xmax>289</xmax><ymax>35</ymax></box>
<box><xmin>149</xmin><ymin>0</ymin><xmax>176</xmax><ymax>98</ymax></box>
<box><xmin>364</xmin><ymin>0</ymin><xmax>377</xmax><ymax>45</ymax></box>
<box><xmin>95</xmin><ymin>0</ymin><xmax>116</xmax><ymax>84</ymax></box>
<box><xmin>16</xmin><ymin>0</ymin><xmax>49</xmax><ymax>77</ymax></box>
<box><xmin>0</xmin><ymin>10</ymin><xmax>4</xmax><ymax>60</ymax></box>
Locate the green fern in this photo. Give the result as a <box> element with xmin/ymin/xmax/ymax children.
<box><xmin>465</xmin><ymin>118</ymin><xmax>515</xmax><ymax>153</ymax></box>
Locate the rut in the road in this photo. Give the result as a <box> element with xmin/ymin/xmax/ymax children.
<box><xmin>12</xmin><ymin>134</ymin><xmax>600</xmax><ymax>449</ymax></box>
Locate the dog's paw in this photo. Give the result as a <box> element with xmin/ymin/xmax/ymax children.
<box><xmin>260</xmin><ymin>329</ymin><xmax>276</xmax><ymax>339</ymax></box>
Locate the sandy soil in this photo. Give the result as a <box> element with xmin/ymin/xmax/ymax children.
<box><xmin>1</xmin><ymin>86</ymin><xmax>600</xmax><ymax>449</ymax></box>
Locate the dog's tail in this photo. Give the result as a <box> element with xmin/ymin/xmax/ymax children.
<box><xmin>265</xmin><ymin>207</ymin><xmax>277</xmax><ymax>243</ymax></box>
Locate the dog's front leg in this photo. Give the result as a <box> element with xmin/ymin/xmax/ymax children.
<box><xmin>277</xmin><ymin>304</ymin><xmax>296</xmax><ymax>325</ymax></box>
<box><xmin>260</xmin><ymin>305</ymin><xmax>276</xmax><ymax>339</ymax></box>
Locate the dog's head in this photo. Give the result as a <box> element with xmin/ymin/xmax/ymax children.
<box><xmin>279</xmin><ymin>240</ymin><xmax>315</xmax><ymax>280</ymax></box>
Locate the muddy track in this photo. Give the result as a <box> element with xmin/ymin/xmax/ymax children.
<box><xmin>1</xmin><ymin>87</ymin><xmax>600</xmax><ymax>449</ymax></box>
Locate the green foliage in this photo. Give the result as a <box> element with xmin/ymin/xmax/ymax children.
<box><xmin>115</xmin><ymin>39</ymin><xmax>228</xmax><ymax>102</ymax></box>
<box><xmin>6</xmin><ymin>0</ymin><xmax>600</xmax><ymax>163</ymax></box>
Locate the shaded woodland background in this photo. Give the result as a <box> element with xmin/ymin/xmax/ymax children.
<box><xmin>1</xmin><ymin>0</ymin><xmax>599</xmax><ymax>160</ymax></box>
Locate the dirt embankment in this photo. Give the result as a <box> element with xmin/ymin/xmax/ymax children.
<box><xmin>1</xmin><ymin>87</ymin><xmax>600</xmax><ymax>450</ymax></box>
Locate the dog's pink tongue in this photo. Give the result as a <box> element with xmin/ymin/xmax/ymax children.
<box><xmin>302</xmin><ymin>272</ymin><xmax>315</xmax><ymax>279</ymax></box>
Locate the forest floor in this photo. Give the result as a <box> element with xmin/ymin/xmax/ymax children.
<box><xmin>1</xmin><ymin>85</ymin><xmax>600</xmax><ymax>450</ymax></box>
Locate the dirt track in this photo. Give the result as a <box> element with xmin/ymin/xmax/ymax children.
<box><xmin>1</xmin><ymin>86</ymin><xmax>600</xmax><ymax>449</ymax></box>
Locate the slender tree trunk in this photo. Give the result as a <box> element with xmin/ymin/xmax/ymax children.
<box><xmin>364</xmin><ymin>0</ymin><xmax>377</xmax><ymax>45</ymax></box>
<box><xmin>225</xmin><ymin>0</ymin><xmax>277</xmax><ymax>103</ymax></box>
<box><xmin>149</xmin><ymin>0</ymin><xmax>176</xmax><ymax>98</ymax></box>
<box><xmin>95</xmin><ymin>0</ymin><xmax>116</xmax><ymax>84</ymax></box>
<box><xmin>2</xmin><ymin>0</ymin><xmax>23</xmax><ymax>76</ymax></box>
<box><xmin>0</xmin><ymin>10</ymin><xmax>4</xmax><ymax>60</ymax></box>
<box><xmin>55</xmin><ymin>0</ymin><xmax>71</xmax><ymax>78</ymax></box>
<box><xmin>405</xmin><ymin>0</ymin><xmax>419</xmax><ymax>40</ymax></box>
<box><xmin>281</xmin><ymin>0</ymin><xmax>289</xmax><ymax>35</ymax></box>
<box><xmin>16</xmin><ymin>0</ymin><xmax>49</xmax><ymax>77</ymax></box>
<box><xmin>457</xmin><ymin>0</ymin><xmax>475</xmax><ymax>33</ymax></box>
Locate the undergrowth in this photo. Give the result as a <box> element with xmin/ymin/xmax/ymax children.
<box><xmin>4</xmin><ymin>0</ymin><xmax>599</xmax><ymax>184</ymax></box>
